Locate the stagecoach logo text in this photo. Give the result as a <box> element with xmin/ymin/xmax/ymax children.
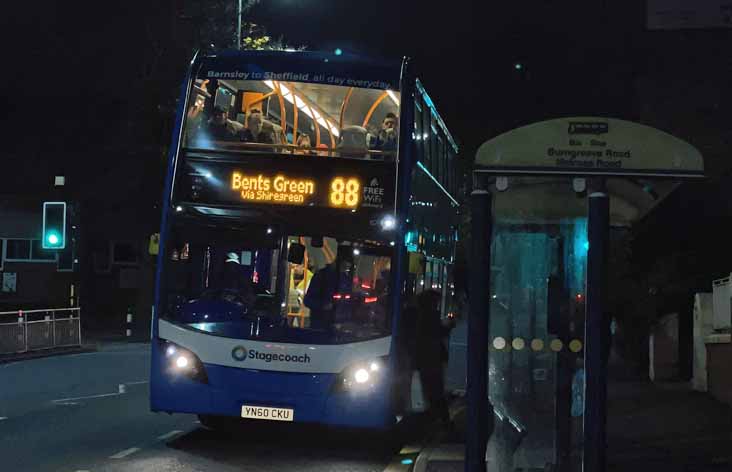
<box><xmin>232</xmin><ymin>346</ymin><xmax>248</xmax><ymax>361</ymax></box>
<box><xmin>231</xmin><ymin>345</ymin><xmax>312</xmax><ymax>364</ymax></box>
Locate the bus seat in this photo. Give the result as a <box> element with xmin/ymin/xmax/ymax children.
<box><xmin>337</xmin><ymin>125</ymin><xmax>369</xmax><ymax>158</ymax></box>
<box><xmin>262</xmin><ymin>120</ymin><xmax>287</xmax><ymax>146</ymax></box>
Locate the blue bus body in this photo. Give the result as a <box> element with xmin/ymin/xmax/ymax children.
<box><xmin>150</xmin><ymin>50</ymin><xmax>460</xmax><ymax>430</ymax></box>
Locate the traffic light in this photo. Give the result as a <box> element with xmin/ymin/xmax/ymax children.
<box><xmin>42</xmin><ymin>202</ymin><xmax>66</xmax><ymax>249</ymax></box>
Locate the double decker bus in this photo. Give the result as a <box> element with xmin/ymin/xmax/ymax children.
<box><xmin>151</xmin><ymin>50</ymin><xmax>462</xmax><ymax>430</ymax></box>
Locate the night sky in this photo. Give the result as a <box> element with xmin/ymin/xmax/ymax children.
<box><xmin>2</xmin><ymin>1</ymin><xmax>730</xmax><ymax>191</ymax></box>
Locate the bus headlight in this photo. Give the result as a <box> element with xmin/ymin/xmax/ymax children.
<box><xmin>333</xmin><ymin>357</ymin><xmax>387</xmax><ymax>392</ymax></box>
<box><xmin>354</xmin><ymin>368</ymin><xmax>370</xmax><ymax>384</ymax></box>
<box><xmin>160</xmin><ymin>340</ymin><xmax>208</xmax><ymax>384</ymax></box>
<box><xmin>380</xmin><ymin>215</ymin><xmax>396</xmax><ymax>231</ymax></box>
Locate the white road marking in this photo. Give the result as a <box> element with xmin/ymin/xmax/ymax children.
<box><xmin>51</xmin><ymin>381</ymin><xmax>145</xmax><ymax>403</ymax></box>
<box><xmin>52</xmin><ymin>392</ymin><xmax>122</xmax><ymax>403</ymax></box>
<box><xmin>50</xmin><ymin>378</ymin><xmax>149</xmax><ymax>404</ymax></box>
<box><xmin>157</xmin><ymin>430</ymin><xmax>184</xmax><ymax>440</ymax></box>
<box><xmin>54</xmin><ymin>402</ymin><xmax>81</xmax><ymax>406</ymax></box>
<box><xmin>193</xmin><ymin>420</ymin><xmax>201</xmax><ymax>424</ymax></box>
<box><xmin>0</xmin><ymin>417</ymin><xmax>8</xmax><ymax>421</ymax></box>
<box><xmin>124</xmin><ymin>380</ymin><xmax>149</xmax><ymax>386</ymax></box>
<box><xmin>109</xmin><ymin>447</ymin><xmax>141</xmax><ymax>459</ymax></box>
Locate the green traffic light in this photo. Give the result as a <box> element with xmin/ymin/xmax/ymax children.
<box><xmin>47</xmin><ymin>232</ymin><xmax>60</xmax><ymax>246</ymax></box>
<box><xmin>42</xmin><ymin>202</ymin><xmax>67</xmax><ymax>249</ymax></box>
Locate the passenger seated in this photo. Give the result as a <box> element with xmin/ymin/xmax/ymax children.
<box><xmin>240</xmin><ymin>109</ymin><xmax>275</xmax><ymax>150</ymax></box>
<box><xmin>295</xmin><ymin>133</ymin><xmax>313</xmax><ymax>155</ymax></box>
<box><xmin>200</xmin><ymin>106</ymin><xmax>243</xmax><ymax>143</ymax></box>
<box><xmin>372</xmin><ymin>112</ymin><xmax>399</xmax><ymax>157</ymax></box>
<box><xmin>337</xmin><ymin>125</ymin><xmax>370</xmax><ymax>159</ymax></box>
<box><xmin>269</xmin><ymin>121</ymin><xmax>288</xmax><ymax>146</ymax></box>
<box><xmin>185</xmin><ymin>97</ymin><xmax>205</xmax><ymax>137</ymax></box>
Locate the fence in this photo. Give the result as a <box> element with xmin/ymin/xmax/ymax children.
<box><xmin>0</xmin><ymin>308</ymin><xmax>81</xmax><ymax>354</ymax></box>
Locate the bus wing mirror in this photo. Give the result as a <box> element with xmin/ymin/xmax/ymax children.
<box><xmin>288</xmin><ymin>243</ymin><xmax>305</xmax><ymax>265</ymax></box>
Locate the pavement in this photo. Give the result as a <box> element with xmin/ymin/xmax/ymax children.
<box><xmin>414</xmin><ymin>378</ymin><xmax>732</xmax><ymax>471</ymax></box>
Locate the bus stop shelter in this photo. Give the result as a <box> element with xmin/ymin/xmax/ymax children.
<box><xmin>465</xmin><ymin>117</ymin><xmax>704</xmax><ymax>471</ymax></box>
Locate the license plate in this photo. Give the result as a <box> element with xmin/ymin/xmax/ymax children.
<box><xmin>241</xmin><ymin>405</ymin><xmax>294</xmax><ymax>422</ymax></box>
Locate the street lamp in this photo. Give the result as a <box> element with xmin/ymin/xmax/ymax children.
<box><xmin>237</xmin><ymin>0</ymin><xmax>243</xmax><ymax>50</ymax></box>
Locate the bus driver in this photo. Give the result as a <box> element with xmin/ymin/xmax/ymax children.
<box><xmin>303</xmin><ymin>247</ymin><xmax>354</xmax><ymax>330</ymax></box>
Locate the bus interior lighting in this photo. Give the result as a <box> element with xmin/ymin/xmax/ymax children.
<box><xmin>386</xmin><ymin>90</ymin><xmax>400</xmax><ymax>107</ymax></box>
<box><xmin>263</xmin><ymin>80</ymin><xmax>340</xmax><ymax>137</ymax></box>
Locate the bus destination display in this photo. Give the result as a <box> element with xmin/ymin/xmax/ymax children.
<box><xmin>231</xmin><ymin>172</ymin><xmax>362</xmax><ymax>209</ymax></box>
<box><xmin>181</xmin><ymin>158</ymin><xmax>393</xmax><ymax>212</ymax></box>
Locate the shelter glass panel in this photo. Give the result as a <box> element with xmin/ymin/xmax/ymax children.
<box><xmin>488</xmin><ymin>177</ymin><xmax>587</xmax><ymax>471</ymax></box>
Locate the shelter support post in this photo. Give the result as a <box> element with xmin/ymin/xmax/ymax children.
<box><xmin>584</xmin><ymin>179</ymin><xmax>610</xmax><ymax>472</ymax></box>
<box><xmin>466</xmin><ymin>189</ymin><xmax>494</xmax><ymax>472</ymax></box>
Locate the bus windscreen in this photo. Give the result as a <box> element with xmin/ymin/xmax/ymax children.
<box><xmin>161</xmin><ymin>221</ymin><xmax>392</xmax><ymax>345</ymax></box>
<box><xmin>183</xmin><ymin>78</ymin><xmax>400</xmax><ymax>161</ymax></box>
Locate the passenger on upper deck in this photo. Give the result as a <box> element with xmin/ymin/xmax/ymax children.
<box><xmin>240</xmin><ymin>109</ymin><xmax>276</xmax><ymax>149</ymax></box>
<box><xmin>200</xmin><ymin>106</ymin><xmax>244</xmax><ymax>142</ymax></box>
<box><xmin>295</xmin><ymin>133</ymin><xmax>313</xmax><ymax>155</ymax></box>
<box><xmin>186</xmin><ymin>97</ymin><xmax>205</xmax><ymax>132</ymax></box>
<box><xmin>372</xmin><ymin>112</ymin><xmax>399</xmax><ymax>154</ymax></box>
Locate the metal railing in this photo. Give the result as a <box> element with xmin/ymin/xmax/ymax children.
<box><xmin>0</xmin><ymin>308</ymin><xmax>81</xmax><ymax>354</ymax></box>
